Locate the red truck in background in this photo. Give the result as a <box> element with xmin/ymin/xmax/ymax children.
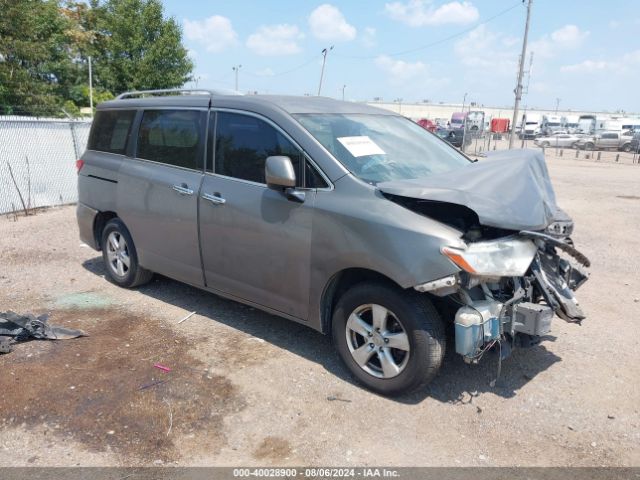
<box><xmin>416</xmin><ymin>118</ymin><xmax>437</xmax><ymax>132</ymax></box>
<box><xmin>491</xmin><ymin>118</ymin><xmax>510</xmax><ymax>133</ymax></box>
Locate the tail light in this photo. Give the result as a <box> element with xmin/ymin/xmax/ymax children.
<box><xmin>76</xmin><ymin>159</ymin><xmax>85</xmax><ymax>173</ymax></box>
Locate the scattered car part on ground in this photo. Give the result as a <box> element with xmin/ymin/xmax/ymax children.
<box><xmin>0</xmin><ymin>311</ymin><xmax>87</xmax><ymax>354</ymax></box>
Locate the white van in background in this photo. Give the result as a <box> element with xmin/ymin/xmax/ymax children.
<box><xmin>565</xmin><ymin>115</ymin><xmax>580</xmax><ymax>133</ymax></box>
<box><xmin>541</xmin><ymin>115</ymin><xmax>565</xmax><ymax>135</ymax></box>
<box><xmin>520</xmin><ymin>113</ymin><xmax>542</xmax><ymax>139</ymax></box>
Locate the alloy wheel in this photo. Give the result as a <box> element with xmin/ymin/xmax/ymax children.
<box><xmin>105</xmin><ymin>231</ymin><xmax>130</xmax><ymax>278</ymax></box>
<box><xmin>345</xmin><ymin>304</ymin><xmax>410</xmax><ymax>379</ymax></box>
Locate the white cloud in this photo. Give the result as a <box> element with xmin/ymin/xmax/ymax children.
<box><xmin>375</xmin><ymin>55</ymin><xmax>427</xmax><ymax>82</ymax></box>
<box><xmin>246</xmin><ymin>24</ymin><xmax>304</xmax><ymax>56</ymax></box>
<box><xmin>308</xmin><ymin>4</ymin><xmax>356</xmax><ymax>41</ymax></box>
<box><xmin>560</xmin><ymin>50</ymin><xmax>640</xmax><ymax>73</ymax></box>
<box><xmin>361</xmin><ymin>27</ymin><xmax>377</xmax><ymax>48</ymax></box>
<box><xmin>374</xmin><ymin>55</ymin><xmax>449</xmax><ymax>96</ymax></box>
<box><xmin>453</xmin><ymin>25</ymin><xmax>517</xmax><ymax>73</ymax></box>
<box><xmin>531</xmin><ymin>24</ymin><xmax>589</xmax><ymax>58</ymax></box>
<box><xmin>183</xmin><ymin>15</ymin><xmax>238</xmax><ymax>53</ymax></box>
<box><xmin>384</xmin><ymin>0</ymin><xmax>479</xmax><ymax>27</ymax></box>
<box><xmin>551</xmin><ymin>25</ymin><xmax>589</xmax><ymax>48</ymax></box>
<box><xmin>256</xmin><ymin>68</ymin><xmax>275</xmax><ymax>77</ymax></box>
<box><xmin>560</xmin><ymin>60</ymin><xmax>608</xmax><ymax>73</ymax></box>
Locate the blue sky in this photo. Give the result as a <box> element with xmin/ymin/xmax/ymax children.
<box><xmin>163</xmin><ymin>0</ymin><xmax>640</xmax><ymax>113</ymax></box>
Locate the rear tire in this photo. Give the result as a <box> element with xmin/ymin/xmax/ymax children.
<box><xmin>585</xmin><ymin>142</ymin><xmax>595</xmax><ymax>150</ymax></box>
<box><xmin>622</xmin><ymin>143</ymin><xmax>631</xmax><ymax>152</ymax></box>
<box><xmin>101</xmin><ymin>218</ymin><xmax>153</xmax><ymax>288</ymax></box>
<box><xmin>331</xmin><ymin>282</ymin><xmax>445</xmax><ymax>396</ymax></box>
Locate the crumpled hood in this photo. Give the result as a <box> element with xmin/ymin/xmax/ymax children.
<box><xmin>377</xmin><ymin>149</ymin><xmax>570</xmax><ymax>231</ymax></box>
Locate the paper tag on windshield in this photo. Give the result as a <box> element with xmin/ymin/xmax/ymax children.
<box><xmin>337</xmin><ymin>136</ymin><xmax>386</xmax><ymax>157</ymax></box>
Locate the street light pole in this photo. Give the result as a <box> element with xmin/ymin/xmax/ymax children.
<box><xmin>88</xmin><ymin>56</ymin><xmax>93</xmax><ymax>117</ymax></box>
<box><xmin>342</xmin><ymin>84</ymin><xmax>346</xmax><ymax>101</ymax></box>
<box><xmin>555</xmin><ymin>97</ymin><xmax>561</xmax><ymax>113</ymax></box>
<box><xmin>509</xmin><ymin>0</ymin><xmax>533</xmax><ymax>149</ymax></box>
<box><xmin>462</xmin><ymin>92</ymin><xmax>467</xmax><ymax>112</ymax></box>
<box><xmin>317</xmin><ymin>46</ymin><xmax>333</xmax><ymax>96</ymax></box>
<box><xmin>232</xmin><ymin>64</ymin><xmax>242</xmax><ymax>91</ymax></box>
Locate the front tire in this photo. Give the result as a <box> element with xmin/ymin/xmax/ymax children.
<box><xmin>101</xmin><ymin>218</ymin><xmax>153</xmax><ymax>288</ymax></box>
<box><xmin>332</xmin><ymin>283</ymin><xmax>445</xmax><ymax>396</ymax></box>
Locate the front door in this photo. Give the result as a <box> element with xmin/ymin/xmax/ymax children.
<box><xmin>199</xmin><ymin>111</ymin><xmax>316</xmax><ymax>320</ymax></box>
<box><xmin>118</xmin><ymin>108</ymin><xmax>206</xmax><ymax>286</ymax></box>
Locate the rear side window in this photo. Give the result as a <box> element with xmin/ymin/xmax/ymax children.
<box><xmin>137</xmin><ymin>110</ymin><xmax>203</xmax><ymax>169</ymax></box>
<box><xmin>88</xmin><ymin>110</ymin><xmax>135</xmax><ymax>155</ymax></box>
<box><xmin>214</xmin><ymin>112</ymin><xmax>303</xmax><ymax>184</ymax></box>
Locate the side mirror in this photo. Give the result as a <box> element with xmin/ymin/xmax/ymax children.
<box><xmin>265</xmin><ymin>156</ymin><xmax>305</xmax><ymax>203</ymax></box>
<box><xmin>265</xmin><ymin>156</ymin><xmax>296</xmax><ymax>189</ymax></box>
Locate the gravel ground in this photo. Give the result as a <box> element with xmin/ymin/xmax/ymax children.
<box><xmin>0</xmin><ymin>155</ymin><xmax>639</xmax><ymax>467</ymax></box>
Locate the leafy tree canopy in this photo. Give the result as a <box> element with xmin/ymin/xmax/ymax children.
<box><xmin>0</xmin><ymin>0</ymin><xmax>194</xmax><ymax>116</ymax></box>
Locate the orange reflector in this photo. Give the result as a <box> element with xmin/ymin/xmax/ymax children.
<box><xmin>442</xmin><ymin>247</ymin><xmax>477</xmax><ymax>274</ymax></box>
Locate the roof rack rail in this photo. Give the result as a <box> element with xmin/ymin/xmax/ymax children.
<box><xmin>115</xmin><ymin>88</ymin><xmax>242</xmax><ymax>100</ymax></box>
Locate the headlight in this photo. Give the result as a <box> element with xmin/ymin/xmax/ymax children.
<box><xmin>442</xmin><ymin>238</ymin><xmax>538</xmax><ymax>277</ymax></box>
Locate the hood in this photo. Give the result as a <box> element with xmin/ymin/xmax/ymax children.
<box><xmin>377</xmin><ymin>149</ymin><xmax>569</xmax><ymax>231</ymax></box>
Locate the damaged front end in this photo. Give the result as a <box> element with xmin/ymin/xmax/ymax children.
<box><xmin>378</xmin><ymin>149</ymin><xmax>591</xmax><ymax>364</ymax></box>
<box><xmin>415</xmin><ymin>231</ymin><xmax>589</xmax><ymax>363</ymax></box>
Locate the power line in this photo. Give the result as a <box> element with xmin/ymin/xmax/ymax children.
<box><xmin>334</xmin><ymin>1</ymin><xmax>523</xmax><ymax>60</ymax></box>
<box><xmin>243</xmin><ymin>54</ymin><xmax>321</xmax><ymax>78</ymax></box>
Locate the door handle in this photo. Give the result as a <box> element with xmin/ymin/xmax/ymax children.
<box><xmin>202</xmin><ymin>192</ymin><xmax>226</xmax><ymax>205</ymax></box>
<box><xmin>172</xmin><ymin>184</ymin><xmax>194</xmax><ymax>195</ymax></box>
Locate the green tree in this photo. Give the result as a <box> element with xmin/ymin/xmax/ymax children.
<box><xmin>0</xmin><ymin>0</ymin><xmax>193</xmax><ymax>116</ymax></box>
<box><xmin>94</xmin><ymin>0</ymin><xmax>193</xmax><ymax>94</ymax></box>
<box><xmin>0</xmin><ymin>0</ymin><xmax>71</xmax><ymax>115</ymax></box>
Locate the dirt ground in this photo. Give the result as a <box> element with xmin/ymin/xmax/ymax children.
<box><xmin>0</xmin><ymin>155</ymin><xmax>639</xmax><ymax>467</ymax></box>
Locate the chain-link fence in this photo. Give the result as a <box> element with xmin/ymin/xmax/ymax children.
<box><xmin>458</xmin><ymin>127</ymin><xmax>640</xmax><ymax>165</ymax></box>
<box><xmin>0</xmin><ymin>116</ymin><xmax>92</xmax><ymax>214</ymax></box>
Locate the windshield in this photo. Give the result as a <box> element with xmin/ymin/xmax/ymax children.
<box><xmin>294</xmin><ymin>113</ymin><xmax>471</xmax><ymax>184</ymax></box>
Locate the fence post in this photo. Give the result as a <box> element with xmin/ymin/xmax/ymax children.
<box><xmin>575</xmin><ymin>149</ymin><xmax>579</xmax><ymax>158</ymax></box>
<box><xmin>597</xmin><ymin>151</ymin><xmax>601</xmax><ymax>161</ymax></box>
<box><xmin>559</xmin><ymin>148</ymin><xmax>563</xmax><ymax>157</ymax></box>
<box><xmin>616</xmin><ymin>154</ymin><xmax>619</xmax><ymax>162</ymax></box>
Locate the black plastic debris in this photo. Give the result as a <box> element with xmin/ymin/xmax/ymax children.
<box><xmin>0</xmin><ymin>311</ymin><xmax>87</xmax><ymax>354</ymax></box>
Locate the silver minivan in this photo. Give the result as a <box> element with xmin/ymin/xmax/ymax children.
<box><xmin>77</xmin><ymin>90</ymin><xmax>589</xmax><ymax>396</ymax></box>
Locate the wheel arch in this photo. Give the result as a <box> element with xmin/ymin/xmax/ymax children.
<box><xmin>320</xmin><ymin>268</ymin><xmax>404</xmax><ymax>335</ymax></box>
<box><xmin>93</xmin><ymin>211</ymin><xmax>118</xmax><ymax>250</ymax></box>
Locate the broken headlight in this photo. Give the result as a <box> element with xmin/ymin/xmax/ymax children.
<box><xmin>442</xmin><ymin>238</ymin><xmax>538</xmax><ymax>277</ymax></box>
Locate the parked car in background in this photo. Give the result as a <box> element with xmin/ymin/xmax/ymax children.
<box><xmin>435</xmin><ymin>127</ymin><xmax>470</xmax><ymax>148</ymax></box>
<box><xmin>416</xmin><ymin>118</ymin><xmax>437</xmax><ymax>132</ymax></box>
<box><xmin>574</xmin><ymin>131</ymin><xmax>635</xmax><ymax>151</ymax></box>
<box><xmin>534</xmin><ymin>132</ymin><xmax>583</xmax><ymax>149</ymax></box>
<box><xmin>625</xmin><ymin>132</ymin><xmax>640</xmax><ymax>153</ymax></box>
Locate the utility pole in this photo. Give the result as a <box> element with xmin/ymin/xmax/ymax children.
<box><xmin>555</xmin><ymin>97</ymin><xmax>561</xmax><ymax>113</ymax></box>
<box><xmin>462</xmin><ymin>92</ymin><xmax>467</xmax><ymax>112</ymax></box>
<box><xmin>342</xmin><ymin>84</ymin><xmax>346</xmax><ymax>101</ymax></box>
<box><xmin>509</xmin><ymin>0</ymin><xmax>533</xmax><ymax>149</ymax></box>
<box><xmin>232</xmin><ymin>64</ymin><xmax>242</xmax><ymax>91</ymax></box>
<box><xmin>317</xmin><ymin>46</ymin><xmax>333</xmax><ymax>96</ymax></box>
<box><xmin>88</xmin><ymin>56</ymin><xmax>93</xmax><ymax>117</ymax></box>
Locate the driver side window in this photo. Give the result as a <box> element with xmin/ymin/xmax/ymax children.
<box><xmin>209</xmin><ymin>111</ymin><xmax>327</xmax><ymax>188</ymax></box>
